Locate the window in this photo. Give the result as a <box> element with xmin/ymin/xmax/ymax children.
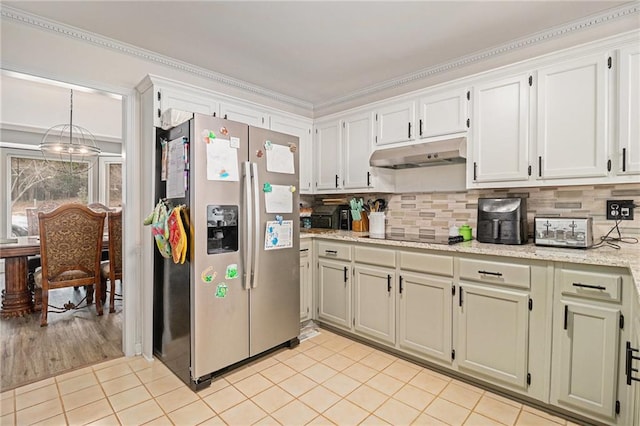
<box><xmin>10</xmin><ymin>156</ymin><xmax>90</xmax><ymax>236</ymax></box>
<box><xmin>99</xmin><ymin>158</ymin><xmax>123</xmax><ymax>208</ymax></box>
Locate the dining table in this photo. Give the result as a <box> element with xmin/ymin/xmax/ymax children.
<box><xmin>0</xmin><ymin>236</ymin><xmax>109</xmax><ymax>318</ymax></box>
<box><xmin>0</xmin><ymin>237</ymin><xmax>41</xmax><ymax>317</ymax></box>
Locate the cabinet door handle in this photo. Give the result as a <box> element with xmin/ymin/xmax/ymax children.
<box><xmin>572</xmin><ymin>282</ymin><xmax>606</xmax><ymax>291</ymax></box>
<box><xmin>626</xmin><ymin>341</ymin><xmax>640</xmax><ymax>385</ymax></box>
<box><xmin>419</xmin><ymin>119</ymin><xmax>423</xmax><ymax>136</ymax></box>
<box><xmin>459</xmin><ymin>287</ymin><xmax>463</xmax><ymax>307</ymax></box>
<box><xmin>408</xmin><ymin>122</ymin><xmax>412</xmax><ymax>139</ymax></box>
<box><xmin>335</xmin><ymin>174</ymin><xmax>339</xmax><ymax>188</ymax></box>
<box><xmin>399</xmin><ymin>276</ymin><xmax>404</xmax><ymax>294</ymax></box>
<box><xmin>563</xmin><ymin>305</ymin><xmax>569</xmax><ymax>330</ymax></box>
<box><xmin>478</xmin><ymin>270</ymin><xmax>503</xmax><ymax>277</ymax></box>
<box><xmin>538</xmin><ymin>156</ymin><xmax>542</xmax><ymax>177</ymax></box>
<box><xmin>473</xmin><ymin>162</ymin><xmax>477</xmax><ymax>181</ymax></box>
<box><xmin>367</xmin><ymin>171</ymin><xmax>371</xmax><ymax>187</ymax></box>
<box><xmin>623</xmin><ymin>148</ymin><xmax>627</xmax><ymax>172</ymax></box>
<box><xmin>344</xmin><ymin>267</ymin><xmax>348</xmax><ymax>283</ymax></box>
<box><xmin>387</xmin><ymin>274</ymin><xmax>392</xmax><ymax>293</ymax></box>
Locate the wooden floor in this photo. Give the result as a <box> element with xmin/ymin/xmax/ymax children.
<box><xmin>0</xmin><ymin>282</ymin><xmax>123</xmax><ymax>391</ymax></box>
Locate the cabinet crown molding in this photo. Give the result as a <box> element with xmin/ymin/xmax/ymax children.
<box><xmin>3</xmin><ymin>3</ymin><xmax>638</xmax><ymax>114</ymax></box>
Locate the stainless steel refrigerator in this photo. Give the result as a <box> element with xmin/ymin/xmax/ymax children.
<box><xmin>153</xmin><ymin>113</ymin><xmax>300</xmax><ymax>390</ymax></box>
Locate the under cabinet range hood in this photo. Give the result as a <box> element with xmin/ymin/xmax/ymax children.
<box><xmin>369</xmin><ymin>137</ymin><xmax>467</xmax><ymax>169</ymax></box>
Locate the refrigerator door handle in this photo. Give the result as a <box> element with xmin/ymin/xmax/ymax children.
<box><xmin>243</xmin><ymin>161</ymin><xmax>253</xmax><ymax>290</ymax></box>
<box><xmin>251</xmin><ymin>162</ymin><xmax>261</xmax><ymax>288</ymax></box>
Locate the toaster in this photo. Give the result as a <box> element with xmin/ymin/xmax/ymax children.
<box><xmin>534</xmin><ymin>217</ymin><xmax>593</xmax><ymax>248</ymax></box>
<box><xmin>477</xmin><ymin>198</ymin><xmax>528</xmax><ymax>245</ymax></box>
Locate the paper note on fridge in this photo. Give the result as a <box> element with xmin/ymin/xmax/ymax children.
<box><xmin>265</xmin><ymin>220</ymin><xmax>293</xmax><ymax>250</ymax></box>
<box><xmin>266</xmin><ymin>143</ymin><xmax>295</xmax><ymax>174</ymax></box>
<box><xmin>206</xmin><ymin>139</ymin><xmax>239</xmax><ymax>181</ymax></box>
<box><xmin>264</xmin><ymin>184</ymin><xmax>293</xmax><ymax>213</ymax></box>
<box><xmin>166</xmin><ymin>137</ymin><xmax>186</xmax><ymax>198</ymax></box>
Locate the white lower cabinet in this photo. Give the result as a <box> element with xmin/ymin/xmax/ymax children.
<box><xmin>299</xmin><ymin>240</ymin><xmax>312</xmax><ymax>322</ymax></box>
<box><xmin>553</xmin><ymin>301</ymin><xmax>619</xmax><ymax>418</ymax></box>
<box><xmin>457</xmin><ymin>282</ymin><xmax>530</xmax><ymax>388</ymax></box>
<box><xmin>550</xmin><ymin>265</ymin><xmax>632</xmax><ymax>425</ymax></box>
<box><xmin>353</xmin><ymin>265</ymin><xmax>395</xmax><ymax>345</ymax></box>
<box><xmin>398</xmin><ymin>272</ymin><xmax>452</xmax><ymax>364</ymax></box>
<box><xmin>317</xmin><ymin>241</ymin><xmax>352</xmax><ymax>330</ymax></box>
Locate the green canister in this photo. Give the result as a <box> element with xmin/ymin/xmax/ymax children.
<box><xmin>459</xmin><ymin>224</ymin><xmax>472</xmax><ymax>241</ymax></box>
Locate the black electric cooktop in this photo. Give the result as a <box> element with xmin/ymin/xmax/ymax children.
<box><xmin>368</xmin><ymin>233</ymin><xmax>464</xmax><ymax>245</ymax></box>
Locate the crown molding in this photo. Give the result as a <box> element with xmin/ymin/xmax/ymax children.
<box><xmin>2</xmin><ymin>3</ymin><xmax>639</xmax><ymax>113</ymax></box>
<box><xmin>0</xmin><ymin>5</ymin><xmax>313</xmax><ymax>111</ymax></box>
<box><xmin>313</xmin><ymin>1</ymin><xmax>640</xmax><ymax>110</ymax></box>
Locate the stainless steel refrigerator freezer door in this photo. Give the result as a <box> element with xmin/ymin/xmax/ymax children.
<box><xmin>248</xmin><ymin>126</ymin><xmax>300</xmax><ymax>357</ymax></box>
<box><xmin>190</xmin><ymin>115</ymin><xmax>250</xmax><ymax>379</ymax></box>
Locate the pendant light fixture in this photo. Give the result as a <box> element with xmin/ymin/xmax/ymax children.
<box><xmin>39</xmin><ymin>89</ymin><xmax>100</xmax><ymax>172</ymax></box>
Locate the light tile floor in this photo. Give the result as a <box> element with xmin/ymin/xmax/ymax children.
<box><xmin>1</xmin><ymin>329</ymin><xmax>578</xmax><ymax>425</ymax></box>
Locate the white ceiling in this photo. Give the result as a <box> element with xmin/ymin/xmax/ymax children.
<box><xmin>3</xmin><ymin>1</ymin><xmax>634</xmax><ymax>108</ymax></box>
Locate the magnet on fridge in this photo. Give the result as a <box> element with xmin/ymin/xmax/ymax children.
<box><xmin>200</xmin><ymin>266</ymin><xmax>216</xmax><ymax>283</ymax></box>
<box><xmin>275</xmin><ymin>215</ymin><xmax>283</xmax><ymax>225</ymax></box>
<box><xmin>230</xmin><ymin>136</ymin><xmax>240</xmax><ymax>148</ymax></box>
<box><xmin>215</xmin><ymin>283</ymin><xmax>228</xmax><ymax>298</ymax></box>
<box><xmin>202</xmin><ymin>129</ymin><xmax>211</xmax><ymax>143</ymax></box>
<box><xmin>264</xmin><ymin>140</ymin><xmax>273</xmax><ymax>150</ymax></box>
<box><xmin>289</xmin><ymin>143</ymin><xmax>297</xmax><ymax>153</ymax></box>
<box><xmin>219</xmin><ymin>169</ymin><xmax>229</xmax><ymax>179</ymax></box>
<box><xmin>256</xmin><ymin>149</ymin><xmax>264</xmax><ymax>158</ymax></box>
<box><xmin>263</xmin><ymin>182</ymin><xmax>272</xmax><ymax>192</ymax></box>
<box><xmin>220</xmin><ymin>126</ymin><xmax>229</xmax><ymax>136</ymax></box>
<box><xmin>225</xmin><ymin>264</ymin><xmax>238</xmax><ymax>280</ymax></box>
<box><xmin>290</xmin><ymin>185</ymin><xmax>296</xmax><ymax>193</ymax></box>
<box><xmin>208</xmin><ymin>130</ymin><xmax>216</xmax><ymax>141</ymax></box>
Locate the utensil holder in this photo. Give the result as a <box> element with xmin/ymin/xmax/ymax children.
<box><xmin>368</xmin><ymin>212</ymin><xmax>385</xmax><ymax>238</ymax></box>
<box><xmin>353</xmin><ymin>212</ymin><xmax>369</xmax><ymax>232</ymax></box>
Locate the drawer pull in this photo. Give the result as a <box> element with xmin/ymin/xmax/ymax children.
<box><xmin>478</xmin><ymin>270</ymin><xmax>503</xmax><ymax>277</ymax></box>
<box><xmin>626</xmin><ymin>342</ymin><xmax>640</xmax><ymax>385</ymax></box>
<box><xmin>299</xmin><ymin>248</ymin><xmax>309</xmax><ymax>252</ymax></box>
<box><xmin>572</xmin><ymin>282</ymin><xmax>606</xmax><ymax>291</ymax></box>
<box><xmin>325</xmin><ymin>250</ymin><xmax>338</xmax><ymax>255</ymax></box>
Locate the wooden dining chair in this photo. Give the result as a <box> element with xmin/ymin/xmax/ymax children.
<box><xmin>101</xmin><ymin>210</ymin><xmax>122</xmax><ymax>313</ymax></box>
<box><xmin>34</xmin><ymin>204</ymin><xmax>106</xmax><ymax>326</ymax></box>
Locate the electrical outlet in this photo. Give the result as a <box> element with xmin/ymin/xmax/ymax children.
<box><xmin>606</xmin><ymin>200</ymin><xmax>635</xmax><ymax>220</ymax></box>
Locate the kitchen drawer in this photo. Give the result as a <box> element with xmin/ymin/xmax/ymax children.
<box><xmin>399</xmin><ymin>251</ymin><xmax>453</xmax><ymax>277</ymax></box>
<box><xmin>354</xmin><ymin>246</ymin><xmax>395</xmax><ymax>268</ymax></box>
<box><xmin>559</xmin><ymin>269</ymin><xmax>622</xmax><ymax>303</ymax></box>
<box><xmin>459</xmin><ymin>257</ymin><xmax>530</xmax><ymax>289</ymax></box>
<box><xmin>317</xmin><ymin>241</ymin><xmax>352</xmax><ymax>261</ymax></box>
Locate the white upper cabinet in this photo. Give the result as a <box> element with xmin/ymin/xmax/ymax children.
<box><xmin>375</xmin><ymin>100</ymin><xmax>416</xmax><ymax>146</ymax></box>
<box><xmin>220</xmin><ymin>102</ymin><xmax>269</xmax><ymax>128</ymax></box>
<box><xmin>156</xmin><ymin>86</ymin><xmax>219</xmax><ymax>127</ymax></box>
<box><xmin>314</xmin><ymin>118</ymin><xmax>342</xmax><ymax>191</ymax></box>
<box><xmin>342</xmin><ymin>111</ymin><xmax>374</xmax><ymax>190</ymax></box>
<box><xmin>270</xmin><ymin>114</ymin><xmax>314</xmax><ymax>193</ymax></box>
<box><xmin>536</xmin><ymin>53</ymin><xmax>609</xmax><ymax>180</ymax></box>
<box><xmin>618</xmin><ymin>43</ymin><xmax>640</xmax><ymax>175</ymax></box>
<box><xmin>471</xmin><ymin>74</ymin><xmax>531</xmax><ymax>183</ymax></box>
<box><xmin>418</xmin><ymin>89</ymin><xmax>469</xmax><ymax>139</ymax></box>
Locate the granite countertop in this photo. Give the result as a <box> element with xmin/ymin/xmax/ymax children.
<box><xmin>302</xmin><ymin>229</ymin><xmax>640</xmax><ymax>302</ymax></box>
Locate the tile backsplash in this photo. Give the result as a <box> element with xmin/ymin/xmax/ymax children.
<box><xmin>303</xmin><ymin>183</ymin><xmax>640</xmax><ymax>240</ymax></box>
<box><xmin>385</xmin><ymin>183</ymin><xmax>640</xmax><ymax>239</ymax></box>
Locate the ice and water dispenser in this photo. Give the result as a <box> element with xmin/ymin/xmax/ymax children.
<box><xmin>206</xmin><ymin>205</ymin><xmax>238</xmax><ymax>254</ymax></box>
